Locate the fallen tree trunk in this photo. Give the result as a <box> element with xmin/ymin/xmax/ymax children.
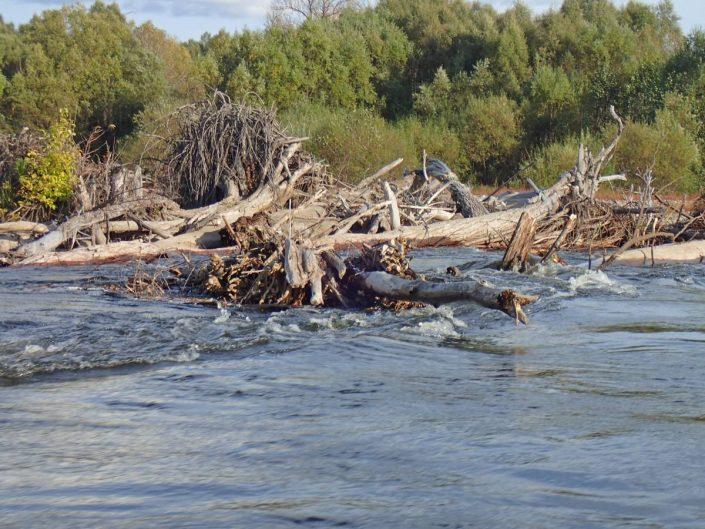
<box><xmin>352</xmin><ymin>271</ymin><xmax>538</xmax><ymax>324</ymax></box>
<box><xmin>594</xmin><ymin>240</ymin><xmax>705</xmax><ymax>266</ymax></box>
<box><xmin>106</xmin><ymin>219</ymin><xmax>185</xmax><ymax>235</ymax></box>
<box><xmin>16</xmin><ymin>196</ymin><xmax>178</xmax><ymax>258</ymax></box>
<box><xmin>17</xmin><ymin>163</ymin><xmax>312</xmax><ymax>266</ymax></box>
<box><xmin>0</xmin><ymin>238</ymin><xmax>19</xmax><ymax>253</ymax></box>
<box><xmin>0</xmin><ymin>221</ymin><xmax>49</xmax><ymax>235</ymax></box>
<box><xmin>316</xmin><ymin>173</ymin><xmax>570</xmax><ymax>250</ymax></box>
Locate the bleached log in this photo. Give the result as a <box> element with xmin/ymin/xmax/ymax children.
<box><xmin>0</xmin><ymin>239</ymin><xmax>19</xmax><ymax>253</ymax></box>
<box><xmin>322</xmin><ymin>250</ymin><xmax>347</xmax><ymax>279</ymax></box>
<box><xmin>333</xmin><ymin>202</ymin><xmax>389</xmax><ymax>236</ymax></box>
<box><xmin>383</xmin><ymin>182</ymin><xmax>401</xmax><ymax>230</ymax></box>
<box><xmin>105</xmin><ymin>219</ymin><xmax>185</xmax><ymax>235</ymax></box>
<box><xmin>353</xmin><ymin>271</ymin><xmax>538</xmax><ymax>323</ymax></box>
<box><xmin>92</xmin><ymin>225</ymin><xmax>107</xmax><ymax>245</ymax></box>
<box><xmin>355</xmin><ymin>158</ymin><xmax>403</xmax><ymax>190</ymax></box>
<box><xmin>539</xmin><ymin>213</ymin><xmax>576</xmax><ymax>266</ymax></box>
<box><xmin>302</xmin><ymin>248</ymin><xmax>324</xmax><ymax>306</ymax></box>
<box><xmin>422</xmin><ymin>208</ymin><xmax>455</xmax><ymax>222</ymax></box>
<box><xmin>17</xmin><ymin>163</ymin><xmax>311</xmax><ymax>266</ymax></box>
<box><xmin>501</xmin><ymin>212</ymin><xmax>536</xmax><ymax>271</ymax></box>
<box><xmin>595</xmin><ymin>240</ymin><xmax>705</xmax><ymax>266</ymax></box>
<box><xmin>0</xmin><ymin>222</ymin><xmax>49</xmax><ymax>235</ymax></box>
<box><xmin>599</xmin><ymin>174</ymin><xmax>627</xmax><ymax>184</ymax></box>
<box><xmin>125</xmin><ymin>213</ymin><xmax>173</xmax><ymax>240</ymax></box>
<box><xmin>15</xmin><ymin>235</ymin><xmax>234</xmax><ymax>266</ymax></box>
<box><xmin>284</xmin><ymin>238</ymin><xmax>306</xmax><ymax>287</ymax></box>
<box><xmin>16</xmin><ymin>196</ymin><xmax>177</xmax><ymax>258</ymax></box>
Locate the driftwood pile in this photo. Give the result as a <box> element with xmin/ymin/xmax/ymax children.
<box><xmin>2</xmin><ymin>96</ymin><xmax>704</xmax><ymax>317</ymax></box>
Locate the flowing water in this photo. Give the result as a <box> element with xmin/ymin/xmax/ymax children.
<box><xmin>1</xmin><ymin>249</ymin><xmax>704</xmax><ymax>529</ymax></box>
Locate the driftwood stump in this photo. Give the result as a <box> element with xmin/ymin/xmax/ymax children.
<box><xmin>501</xmin><ymin>212</ymin><xmax>537</xmax><ymax>272</ymax></box>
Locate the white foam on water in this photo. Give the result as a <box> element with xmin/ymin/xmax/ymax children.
<box><xmin>307</xmin><ymin>312</ymin><xmax>375</xmax><ymax>330</ymax></box>
<box><xmin>260</xmin><ymin>313</ymin><xmax>303</xmax><ymax>336</ymax></box>
<box><xmin>568</xmin><ymin>269</ymin><xmax>637</xmax><ymax>296</ymax></box>
<box><xmin>402</xmin><ymin>318</ymin><xmax>461</xmax><ymax>338</ymax></box>
<box><xmin>400</xmin><ymin>305</ymin><xmax>467</xmax><ymax>338</ymax></box>
<box><xmin>214</xmin><ymin>307</ymin><xmax>231</xmax><ymax>324</ymax></box>
<box><xmin>175</xmin><ymin>345</ymin><xmax>201</xmax><ymax>362</ymax></box>
<box><xmin>21</xmin><ymin>344</ymin><xmax>47</xmax><ymax>357</ymax></box>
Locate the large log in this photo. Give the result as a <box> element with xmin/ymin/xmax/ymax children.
<box><xmin>16</xmin><ymin>196</ymin><xmax>178</xmax><ymax>258</ymax></box>
<box><xmin>0</xmin><ymin>221</ymin><xmax>49</xmax><ymax>235</ymax></box>
<box><xmin>0</xmin><ymin>238</ymin><xmax>19</xmax><ymax>253</ymax></box>
<box><xmin>17</xmin><ymin>163</ymin><xmax>312</xmax><ymax>266</ymax></box>
<box><xmin>353</xmin><ymin>271</ymin><xmax>538</xmax><ymax>323</ymax></box>
<box><xmin>595</xmin><ymin>240</ymin><xmax>705</xmax><ymax>266</ymax></box>
<box><xmin>316</xmin><ymin>173</ymin><xmax>571</xmax><ymax>250</ymax></box>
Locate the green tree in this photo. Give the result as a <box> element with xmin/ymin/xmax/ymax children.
<box><xmin>135</xmin><ymin>22</ymin><xmax>206</xmax><ymax>102</ymax></box>
<box><xmin>524</xmin><ymin>63</ymin><xmax>579</xmax><ymax>141</ymax></box>
<box><xmin>491</xmin><ymin>16</ymin><xmax>531</xmax><ymax>99</ymax></box>
<box><xmin>2</xmin><ymin>2</ymin><xmax>165</xmax><ymax>138</ymax></box>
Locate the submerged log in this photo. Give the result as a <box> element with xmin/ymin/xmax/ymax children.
<box><xmin>352</xmin><ymin>271</ymin><xmax>538</xmax><ymax>324</ymax></box>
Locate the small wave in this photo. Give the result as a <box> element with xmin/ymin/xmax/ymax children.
<box><xmin>214</xmin><ymin>307</ymin><xmax>231</xmax><ymax>324</ymax></box>
<box><xmin>400</xmin><ymin>305</ymin><xmax>467</xmax><ymax>338</ymax></box>
<box><xmin>260</xmin><ymin>313</ymin><xmax>303</xmax><ymax>336</ymax></box>
<box><xmin>0</xmin><ymin>342</ymin><xmax>201</xmax><ymax>380</ymax></box>
<box><xmin>567</xmin><ymin>269</ymin><xmax>637</xmax><ymax>296</ymax></box>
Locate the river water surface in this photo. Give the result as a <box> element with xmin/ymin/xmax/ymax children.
<box><xmin>1</xmin><ymin>249</ymin><xmax>704</xmax><ymax>528</ymax></box>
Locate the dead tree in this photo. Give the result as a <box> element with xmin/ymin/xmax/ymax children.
<box><xmin>269</xmin><ymin>0</ymin><xmax>361</xmax><ymax>24</ymax></box>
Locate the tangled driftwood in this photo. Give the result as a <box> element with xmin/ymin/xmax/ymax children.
<box><xmin>161</xmin><ymin>92</ymin><xmax>303</xmax><ymax>208</ymax></box>
<box><xmin>195</xmin><ymin>237</ymin><xmax>538</xmax><ymax>322</ymax></box>
<box><xmin>4</xmin><ymin>98</ymin><xmax>704</xmax><ymax>319</ymax></box>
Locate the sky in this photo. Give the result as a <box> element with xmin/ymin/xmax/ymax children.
<box><xmin>0</xmin><ymin>0</ymin><xmax>702</xmax><ymax>41</ymax></box>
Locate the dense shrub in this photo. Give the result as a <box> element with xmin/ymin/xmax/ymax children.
<box><xmin>457</xmin><ymin>95</ymin><xmax>522</xmax><ymax>184</ymax></box>
<box><xmin>612</xmin><ymin>111</ymin><xmax>702</xmax><ymax>192</ymax></box>
<box><xmin>281</xmin><ymin>103</ymin><xmax>462</xmax><ymax>182</ymax></box>
<box><xmin>15</xmin><ymin>111</ymin><xmax>79</xmax><ymax>214</ymax></box>
<box><xmin>524</xmin><ymin>135</ymin><xmax>597</xmax><ymax>188</ymax></box>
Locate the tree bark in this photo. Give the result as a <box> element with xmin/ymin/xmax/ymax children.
<box><xmin>16</xmin><ymin>196</ymin><xmax>177</xmax><ymax>258</ymax></box>
<box><xmin>501</xmin><ymin>212</ymin><xmax>536</xmax><ymax>271</ymax></box>
<box><xmin>353</xmin><ymin>271</ymin><xmax>538</xmax><ymax>323</ymax></box>
<box><xmin>0</xmin><ymin>222</ymin><xmax>49</xmax><ymax>235</ymax></box>
<box><xmin>595</xmin><ymin>240</ymin><xmax>705</xmax><ymax>267</ymax></box>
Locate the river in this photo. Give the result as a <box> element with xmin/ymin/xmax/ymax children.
<box><xmin>1</xmin><ymin>249</ymin><xmax>704</xmax><ymax>528</ymax></box>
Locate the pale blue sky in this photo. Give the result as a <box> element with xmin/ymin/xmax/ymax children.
<box><xmin>0</xmin><ymin>0</ymin><xmax>701</xmax><ymax>41</ymax></box>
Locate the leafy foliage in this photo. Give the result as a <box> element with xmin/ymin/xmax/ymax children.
<box><xmin>15</xmin><ymin>110</ymin><xmax>79</xmax><ymax>213</ymax></box>
<box><xmin>1</xmin><ymin>0</ymin><xmax>705</xmax><ymax>191</ymax></box>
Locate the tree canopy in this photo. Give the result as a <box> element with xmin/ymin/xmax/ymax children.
<box><xmin>0</xmin><ymin>0</ymin><xmax>703</xmax><ymax>190</ymax></box>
